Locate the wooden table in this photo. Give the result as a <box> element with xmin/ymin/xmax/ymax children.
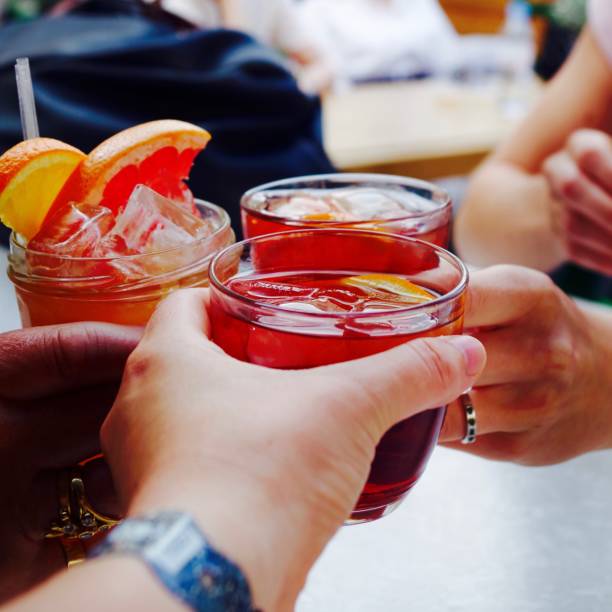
<box><xmin>323</xmin><ymin>78</ymin><xmax>541</xmax><ymax>180</ymax></box>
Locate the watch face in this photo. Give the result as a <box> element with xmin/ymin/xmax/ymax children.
<box><xmin>109</xmin><ymin>519</ymin><xmax>156</xmax><ymax>547</ymax></box>
<box><xmin>147</xmin><ymin>520</ymin><xmax>204</xmax><ymax>575</ymax></box>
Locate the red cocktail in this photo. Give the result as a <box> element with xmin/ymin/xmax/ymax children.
<box><xmin>241</xmin><ymin>174</ymin><xmax>452</xmax><ymax>247</ymax></box>
<box><xmin>209</xmin><ymin>229</ymin><xmax>467</xmax><ymax>523</ymax></box>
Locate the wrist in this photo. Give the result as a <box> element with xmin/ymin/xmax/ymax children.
<box><xmin>582</xmin><ymin>306</ymin><xmax>612</xmax><ymax>450</ymax></box>
<box><xmin>127</xmin><ymin>466</ymin><xmax>315</xmax><ymax>611</ymax></box>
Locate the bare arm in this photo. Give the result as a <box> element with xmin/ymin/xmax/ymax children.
<box><xmin>455</xmin><ymin>28</ymin><xmax>612</xmax><ymax>270</ymax></box>
<box><xmin>2</xmin><ymin>290</ymin><xmax>483</xmax><ymax>612</ymax></box>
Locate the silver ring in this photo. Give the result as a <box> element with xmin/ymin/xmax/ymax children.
<box><xmin>460</xmin><ymin>393</ymin><xmax>477</xmax><ymax>444</ymax></box>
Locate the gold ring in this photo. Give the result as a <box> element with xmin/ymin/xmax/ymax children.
<box><xmin>45</xmin><ymin>467</ymin><xmax>121</xmax><ymax>566</ymax></box>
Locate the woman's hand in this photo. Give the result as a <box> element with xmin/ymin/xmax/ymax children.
<box><xmin>0</xmin><ymin>323</ymin><xmax>139</xmax><ymax>604</ymax></box>
<box><xmin>440</xmin><ymin>265</ymin><xmax>612</xmax><ymax>465</ymax></box>
<box><xmin>102</xmin><ymin>289</ymin><xmax>485</xmax><ymax>612</ymax></box>
<box><xmin>543</xmin><ymin>128</ymin><xmax>612</xmax><ymax>275</ymax></box>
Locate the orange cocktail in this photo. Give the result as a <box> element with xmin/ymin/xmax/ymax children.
<box><xmin>0</xmin><ymin>120</ymin><xmax>233</xmax><ymax>326</ymax></box>
<box><xmin>8</xmin><ymin>199</ymin><xmax>232</xmax><ymax>326</ymax></box>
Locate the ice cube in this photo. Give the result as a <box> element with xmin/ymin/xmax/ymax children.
<box><xmin>100</xmin><ymin>185</ymin><xmax>216</xmax><ymax>279</ymax></box>
<box><xmin>261</xmin><ymin>192</ymin><xmax>353</xmax><ymax>221</ymax></box>
<box><xmin>229</xmin><ymin>278</ymin><xmax>317</xmax><ymax>301</ymax></box>
<box><xmin>29</xmin><ymin>203</ymin><xmax>114</xmax><ymax>257</ymax></box>
<box><xmin>25</xmin><ymin>203</ymin><xmax>115</xmax><ymax>278</ymax></box>
<box><xmin>102</xmin><ymin>185</ymin><xmax>213</xmax><ymax>255</ymax></box>
<box><xmin>332</xmin><ymin>188</ymin><xmax>410</xmax><ymax>221</ymax></box>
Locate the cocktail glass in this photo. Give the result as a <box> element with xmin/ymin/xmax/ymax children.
<box><xmin>209</xmin><ymin>229</ymin><xmax>467</xmax><ymax>523</ymax></box>
<box><xmin>240</xmin><ymin>174</ymin><xmax>452</xmax><ymax>247</ymax></box>
<box><xmin>9</xmin><ymin>200</ymin><xmax>234</xmax><ymax>327</ymax></box>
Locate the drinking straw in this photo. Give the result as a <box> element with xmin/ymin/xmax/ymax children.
<box><xmin>15</xmin><ymin>57</ymin><xmax>40</xmax><ymax>140</ymax></box>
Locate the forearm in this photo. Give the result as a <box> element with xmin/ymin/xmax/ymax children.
<box><xmin>4</xmin><ymin>468</ymin><xmax>316</xmax><ymax>612</ymax></box>
<box><xmin>2</xmin><ymin>556</ymin><xmax>183</xmax><ymax>612</ymax></box>
<box><xmin>127</xmin><ymin>466</ymin><xmax>318</xmax><ymax>611</ymax></box>
<box><xmin>455</xmin><ymin>160</ymin><xmax>566</xmax><ymax>271</ymax></box>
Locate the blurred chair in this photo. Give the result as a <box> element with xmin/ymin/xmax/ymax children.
<box><xmin>439</xmin><ymin>0</ymin><xmax>509</xmax><ymax>34</ymax></box>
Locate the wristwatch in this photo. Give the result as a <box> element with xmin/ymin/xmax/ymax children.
<box><xmin>91</xmin><ymin>511</ymin><xmax>257</xmax><ymax>612</ymax></box>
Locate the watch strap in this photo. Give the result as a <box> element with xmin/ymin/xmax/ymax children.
<box><xmin>92</xmin><ymin>511</ymin><xmax>256</xmax><ymax>612</ymax></box>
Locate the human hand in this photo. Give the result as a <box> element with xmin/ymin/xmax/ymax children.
<box><xmin>440</xmin><ymin>265</ymin><xmax>612</xmax><ymax>465</ymax></box>
<box><xmin>0</xmin><ymin>323</ymin><xmax>140</xmax><ymax>604</ymax></box>
<box><xmin>543</xmin><ymin>128</ymin><xmax>612</xmax><ymax>275</ymax></box>
<box><xmin>101</xmin><ymin>289</ymin><xmax>485</xmax><ymax>612</ymax></box>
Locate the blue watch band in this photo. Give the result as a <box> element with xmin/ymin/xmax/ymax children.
<box><xmin>91</xmin><ymin>511</ymin><xmax>257</xmax><ymax>612</ymax></box>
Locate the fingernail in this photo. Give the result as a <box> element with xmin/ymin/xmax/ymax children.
<box><xmin>446</xmin><ymin>336</ymin><xmax>485</xmax><ymax>377</ymax></box>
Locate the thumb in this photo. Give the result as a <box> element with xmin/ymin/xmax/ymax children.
<box><xmin>0</xmin><ymin>323</ymin><xmax>142</xmax><ymax>400</ymax></box>
<box><xmin>329</xmin><ymin>336</ymin><xmax>486</xmax><ymax>434</ymax></box>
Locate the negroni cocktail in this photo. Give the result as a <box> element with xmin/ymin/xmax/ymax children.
<box><xmin>241</xmin><ymin>174</ymin><xmax>452</xmax><ymax>247</ymax></box>
<box><xmin>210</xmin><ymin>229</ymin><xmax>467</xmax><ymax>523</ymax></box>
<box><xmin>0</xmin><ymin>121</ymin><xmax>234</xmax><ymax>326</ymax></box>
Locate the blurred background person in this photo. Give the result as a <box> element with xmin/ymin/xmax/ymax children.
<box><xmin>455</xmin><ymin>0</ymin><xmax>612</xmax><ymax>304</ymax></box>
<box><xmin>296</xmin><ymin>0</ymin><xmax>459</xmax><ymax>86</ymax></box>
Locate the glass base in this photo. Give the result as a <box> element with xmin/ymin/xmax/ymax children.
<box><xmin>345</xmin><ymin>494</ymin><xmax>407</xmax><ymax>526</ymax></box>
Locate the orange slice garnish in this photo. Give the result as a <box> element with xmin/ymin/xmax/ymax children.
<box><xmin>302</xmin><ymin>212</ymin><xmax>338</xmax><ymax>221</ymax></box>
<box><xmin>48</xmin><ymin>120</ymin><xmax>211</xmax><ymax>219</ymax></box>
<box><xmin>0</xmin><ymin>138</ymin><xmax>86</xmax><ymax>241</ymax></box>
<box><xmin>341</xmin><ymin>273</ymin><xmax>435</xmax><ymax>303</ymax></box>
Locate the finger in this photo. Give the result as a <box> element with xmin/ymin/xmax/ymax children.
<box><xmin>439</xmin><ymin>382</ymin><xmax>549</xmax><ymax>442</ymax></box>
<box><xmin>544</xmin><ymin>151</ymin><xmax>612</xmax><ymax>228</ymax></box>
<box><xmin>441</xmin><ymin>431</ymin><xmax>530</xmax><ymax>463</ymax></box>
<box><xmin>327</xmin><ymin>335</ymin><xmax>486</xmax><ymax>431</ymax></box>
<box><xmin>565</xmin><ymin>231</ymin><xmax>612</xmax><ymax>276</ymax></box>
<box><xmin>563</xmin><ymin>211</ymin><xmax>612</xmax><ymax>256</ymax></box>
<box><xmin>0</xmin><ymin>323</ymin><xmax>142</xmax><ymax>400</ymax></box>
<box><xmin>464</xmin><ymin>265</ymin><xmax>554</xmax><ymax>328</ymax></box>
<box><xmin>143</xmin><ymin>288</ymin><xmax>212</xmax><ymax>346</ymax></box>
<box><xmin>13</xmin><ymin>383</ymin><xmax>119</xmax><ymax>464</ymax></box>
<box><xmin>471</xmin><ymin>327</ymin><xmax>554</xmax><ymax>386</ymax></box>
<box><xmin>567</xmin><ymin>129</ymin><xmax>612</xmax><ymax>193</ymax></box>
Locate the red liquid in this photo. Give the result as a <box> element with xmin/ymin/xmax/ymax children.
<box><xmin>241</xmin><ymin>208</ymin><xmax>450</xmax><ymax>247</ymax></box>
<box><xmin>210</xmin><ymin>271</ymin><xmax>463</xmax><ymax>521</ymax></box>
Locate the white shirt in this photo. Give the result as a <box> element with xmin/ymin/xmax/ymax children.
<box><xmin>158</xmin><ymin>0</ymin><xmax>310</xmax><ymax>53</ymax></box>
<box><xmin>297</xmin><ymin>0</ymin><xmax>459</xmax><ymax>82</ymax></box>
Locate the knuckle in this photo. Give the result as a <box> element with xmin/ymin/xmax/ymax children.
<box><xmin>43</xmin><ymin>325</ymin><xmax>79</xmax><ymax>381</ymax></box>
<box><xmin>541</xmin><ymin>330</ymin><xmax>577</xmax><ymax>388</ymax></box>
<box><xmin>411</xmin><ymin>339</ymin><xmax>457</xmax><ymax>388</ymax></box>
<box><xmin>496</xmin><ymin>435</ymin><xmax>532</xmax><ymax>462</ymax></box>
<box><xmin>489</xmin><ymin>264</ymin><xmax>549</xmax><ymax>290</ymax></box>
<box><xmin>569</xmin><ymin>129</ymin><xmax>610</xmax><ymax>161</ymax></box>
<box><xmin>123</xmin><ymin>347</ymin><xmax>159</xmax><ymax>381</ymax></box>
<box><xmin>558</xmin><ymin>172</ymin><xmax>583</xmax><ymax>200</ymax></box>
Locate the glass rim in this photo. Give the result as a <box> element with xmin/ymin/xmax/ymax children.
<box><xmin>240</xmin><ymin>173</ymin><xmax>452</xmax><ymax>226</ymax></box>
<box><xmin>240</xmin><ymin>172</ymin><xmax>453</xmax><ymax>227</ymax></box>
<box><xmin>9</xmin><ymin>199</ymin><xmax>231</xmax><ymax>264</ymax></box>
<box><xmin>209</xmin><ymin>228</ymin><xmax>468</xmax><ymax>321</ymax></box>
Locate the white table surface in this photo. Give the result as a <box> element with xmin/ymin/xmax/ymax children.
<box><xmin>2</xmin><ymin>247</ymin><xmax>611</xmax><ymax>611</ymax></box>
